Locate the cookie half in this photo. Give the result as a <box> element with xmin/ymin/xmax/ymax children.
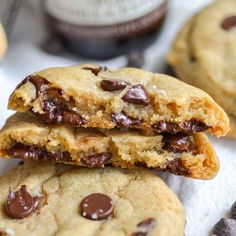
<box><xmin>0</xmin><ymin>161</ymin><xmax>185</xmax><ymax>236</ymax></box>
<box><xmin>8</xmin><ymin>64</ymin><xmax>229</xmax><ymax>137</ymax></box>
<box><xmin>0</xmin><ymin>113</ymin><xmax>219</xmax><ymax>179</ymax></box>
<box><xmin>167</xmin><ymin>0</ymin><xmax>235</xmax><ymax>137</ymax></box>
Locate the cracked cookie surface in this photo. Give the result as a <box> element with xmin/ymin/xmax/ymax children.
<box><xmin>0</xmin><ymin>161</ymin><xmax>185</xmax><ymax>236</ymax></box>
<box><xmin>8</xmin><ymin>64</ymin><xmax>229</xmax><ymax>137</ymax></box>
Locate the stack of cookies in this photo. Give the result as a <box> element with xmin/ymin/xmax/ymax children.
<box><xmin>168</xmin><ymin>0</ymin><xmax>236</xmax><ymax>138</ymax></box>
<box><xmin>0</xmin><ymin>64</ymin><xmax>229</xmax><ymax>235</ymax></box>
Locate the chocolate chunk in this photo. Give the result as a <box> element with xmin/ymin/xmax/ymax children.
<box><xmin>83</xmin><ymin>66</ymin><xmax>107</xmax><ymax>76</ymax></box>
<box><xmin>182</xmin><ymin>119</ymin><xmax>208</xmax><ymax>133</ymax></box>
<box><xmin>153</xmin><ymin>121</ymin><xmax>180</xmax><ymax>134</ymax></box>
<box><xmin>230</xmin><ymin>201</ymin><xmax>236</xmax><ymax>220</ymax></box>
<box><xmin>5</xmin><ymin>185</ymin><xmax>40</xmax><ymax>219</ymax></box>
<box><xmin>212</xmin><ymin>218</ymin><xmax>236</xmax><ymax>236</ymax></box>
<box><xmin>122</xmin><ymin>84</ymin><xmax>150</xmax><ymax>106</ymax></box>
<box><xmin>81</xmin><ymin>152</ymin><xmax>112</xmax><ymax>167</ymax></box>
<box><xmin>9</xmin><ymin>143</ymin><xmax>72</xmax><ymax>162</ymax></box>
<box><xmin>165</xmin><ymin>159</ymin><xmax>191</xmax><ymax>176</ymax></box>
<box><xmin>80</xmin><ymin>193</ymin><xmax>113</xmax><ymax>220</ymax></box>
<box><xmin>162</xmin><ymin>134</ymin><xmax>193</xmax><ymax>153</ymax></box>
<box><xmin>100</xmin><ymin>80</ymin><xmax>128</xmax><ymax>91</ymax></box>
<box><xmin>111</xmin><ymin>112</ymin><xmax>142</xmax><ymax>128</ymax></box>
<box><xmin>127</xmin><ymin>50</ymin><xmax>144</xmax><ymax>68</ymax></box>
<box><xmin>222</xmin><ymin>16</ymin><xmax>236</xmax><ymax>30</ymax></box>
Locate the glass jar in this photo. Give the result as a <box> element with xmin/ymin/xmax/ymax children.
<box><xmin>42</xmin><ymin>0</ymin><xmax>168</xmax><ymax>59</ymax></box>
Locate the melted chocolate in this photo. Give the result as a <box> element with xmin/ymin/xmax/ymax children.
<box><xmin>162</xmin><ymin>134</ymin><xmax>194</xmax><ymax>153</ymax></box>
<box><xmin>111</xmin><ymin>112</ymin><xmax>142</xmax><ymax>128</ymax></box>
<box><xmin>8</xmin><ymin>143</ymin><xmax>72</xmax><ymax>162</ymax></box>
<box><xmin>152</xmin><ymin>119</ymin><xmax>208</xmax><ymax>134</ymax></box>
<box><xmin>81</xmin><ymin>152</ymin><xmax>112</xmax><ymax>167</ymax></box>
<box><xmin>5</xmin><ymin>185</ymin><xmax>41</xmax><ymax>219</ymax></box>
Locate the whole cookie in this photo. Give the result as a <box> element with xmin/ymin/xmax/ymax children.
<box><xmin>168</xmin><ymin>0</ymin><xmax>236</xmax><ymax>138</ymax></box>
<box><xmin>0</xmin><ymin>161</ymin><xmax>185</xmax><ymax>236</ymax></box>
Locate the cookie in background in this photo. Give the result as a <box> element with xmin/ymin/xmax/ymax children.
<box><xmin>167</xmin><ymin>0</ymin><xmax>236</xmax><ymax>138</ymax></box>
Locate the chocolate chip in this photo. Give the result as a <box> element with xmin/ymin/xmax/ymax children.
<box><xmin>9</xmin><ymin>143</ymin><xmax>41</xmax><ymax>160</ymax></box>
<box><xmin>5</xmin><ymin>185</ymin><xmax>40</xmax><ymax>219</ymax></box>
<box><xmin>137</xmin><ymin>218</ymin><xmax>156</xmax><ymax>230</ymax></box>
<box><xmin>212</xmin><ymin>218</ymin><xmax>236</xmax><ymax>236</ymax></box>
<box><xmin>230</xmin><ymin>201</ymin><xmax>236</xmax><ymax>220</ymax></box>
<box><xmin>162</xmin><ymin>134</ymin><xmax>193</xmax><ymax>153</ymax></box>
<box><xmin>122</xmin><ymin>84</ymin><xmax>150</xmax><ymax>106</ymax></box>
<box><xmin>182</xmin><ymin>119</ymin><xmax>208</xmax><ymax>133</ymax></box>
<box><xmin>152</xmin><ymin>121</ymin><xmax>180</xmax><ymax>134</ymax></box>
<box><xmin>83</xmin><ymin>66</ymin><xmax>107</xmax><ymax>76</ymax></box>
<box><xmin>8</xmin><ymin>143</ymin><xmax>72</xmax><ymax>162</ymax></box>
<box><xmin>48</xmin><ymin>150</ymin><xmax>72</xmax><ymax>162</ymax></box>
<box><xmin>131</xmin><ymin>218</ymin><xmax>156</xmax><ymax>236</ymax></box>
<box><xmin>222</xmin><ymin>16</ymin><xmax>236</xmax><ymax>30</ymax></box>
<box><xmin>81</xmin><ymin>152</ymin><xmax>112</xmax><ymax>167</ymax></box>
<box><xmin>16</xmin><ymin>76</ymin><xmax>49</xmax><ymax>98</ymax></box>
<box><xmin>127</xmin><ymin>50</ymin><xmax>144</xmax><ymax>68</ymax></box>
<box><xmin>152</xmin><ymin>120</ymin><xmax>208</xmax><ymax>134</ymax></box>
<box><xmin>100</xmin><ymin>80</ymin><xmax>128</xmax><ymax>91</ymax></box>
<box><xmin>111</xmin><ymin>112</ymin><xmax>142</xmax><ymax>128</ymax></box>
<box><xmin>42</xmin><ymin>99</ymin><xmax>64</xmax><ymax>123</ymax></box>
<box><xmin>137</xmin><ymin>218</ymin><xmax>156</xmax><ymax>232</ymax></box>
<box><xmin>134</xmin><ymin>162</ymin><xmax>148</xmax><ymax>168</ymax></box>
<box><xmin>80</xmin><ymin>193</ymin><xmax>113</xmax><ymax>220</ymax></box>
<box><xmin>62</xmin><ymin>110</ymin><xmax>86</xmax><ymax>126</ymax></box>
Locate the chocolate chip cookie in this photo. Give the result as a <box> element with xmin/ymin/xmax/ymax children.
<box><xmin>167</xmin><ymin>0</ymin><xmax>236</xmax><ymax>138</ymax></box>
<box><xmin>0</xmin><ymin>161</ymin><xmax>185</xmax><ymax>236</ymax></box>
<box><xmin>8</xmin><ymin>64</ymin><xmax>229</xmax><ymax>137</ymax></box>
<box><xmin>0</xmin><ymin>112</ymin><xmax>219</xmax><ymax>179</ymax></box>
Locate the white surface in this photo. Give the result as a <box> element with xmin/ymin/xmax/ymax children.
<box><xmin>0</xmin><ymin>0</ymin><xmax>236</xmax><ymax>235</ymax></box>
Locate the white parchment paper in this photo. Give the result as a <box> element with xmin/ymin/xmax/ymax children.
<box><xmin>1</xmin><ymin>1</ymin><xmax>236</xmax><ymax>235</ymax></box>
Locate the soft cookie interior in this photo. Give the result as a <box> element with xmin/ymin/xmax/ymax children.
<box><xmin>0</xmin><ymin>113</ymin><xmax>219</xmax><ymax>179</ymax></box>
